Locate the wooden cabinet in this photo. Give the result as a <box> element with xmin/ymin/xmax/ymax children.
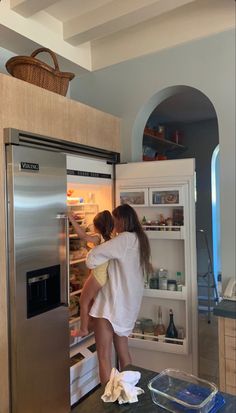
<box><xmin>218</xmin><ymin>317</ymin><xmax>236</xmax><ymax>395</ymax></box>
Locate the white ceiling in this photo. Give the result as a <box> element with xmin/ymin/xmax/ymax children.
<box><xmin>0</xmin><ymin>0</ymin><xmax>235</xmax><ymax>75</ymax></box>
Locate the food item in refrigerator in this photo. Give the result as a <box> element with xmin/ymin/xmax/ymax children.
<box><xmin>165</xmin><ymin>309</ymin><xmax>178</xmax><ymax>344</ymax></box>
<box><xmin>69</xmin><ymin>295</ymin><xmax>80</xmax><ymax>317</ymax></box>
<box><xmin>158</xmin><ymin>268</ymin><xmax>168</xmax><ymax>290</ymax></box>
<box><xmin>154</xmin><ymin>306</ymin><xmax>166</xmax><ymax>339</ymax></box>
<box><xmin>142</xmin><ymin>318</ymin><xmax>155</xmax><ymax>341</ymax></box>
<box><xmin>167</xmin><ymin>280</ymin><xmax>177</xmax><ymax>291</ymax></box>
<box><xmin>132</xmin><ymin>320</ymin><xmax>143</xmax><ymax>339</ymax></box>
<box><xmin>72</xmin><ymin>247</ymin><xmax>88</xmax><ymax>260</ymax></box>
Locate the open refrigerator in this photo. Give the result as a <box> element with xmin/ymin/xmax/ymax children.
<box><xmin>66</xmin><ymin>154</ymin><xmax>114</xmax><ymax>405</ymax></box>
<box><xmin>116</xmin><ymin>159</ymin><xmax>198</xmax><ymax>376</ymax></box>
<box><xmin>66</xmin><ymin>155</ymin><xmax>198</xmax><ymax>405</ymax></box>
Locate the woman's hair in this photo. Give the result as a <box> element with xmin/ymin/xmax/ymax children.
<box><xmin>93</xmin><ymin>210</ymin><xmax>114</xmax><ymax>241</ymax></box>
<box><xmin>112</xmin><ymin>204</ymin><xmax>151</xmax><ymax>274</ymax></box>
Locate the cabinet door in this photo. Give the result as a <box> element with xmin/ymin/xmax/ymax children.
<box><xmin>118</xmin><ymin>188</ymin><xmax>149</xmax><ymax>206</ymax></box>
<box><xmin>149</xmin><ymin>187</ymin><xmax>183</xmax><ymax>206</ymax></box>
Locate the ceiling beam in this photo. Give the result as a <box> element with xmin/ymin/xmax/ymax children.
<box><xmin>10</xmin><ymin>0</ymin><xmax>60</xmax><ymax>18</ymax></box>
<box><xmin>64</xmin><ymin>0</ymin><xmax>195</xmax><ymax>46</ymax></box>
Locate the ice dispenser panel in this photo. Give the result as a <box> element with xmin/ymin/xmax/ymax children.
<box><xmin>27</xmin><ymin>264</ymin><xmax>61</xmax><ymax>318</ymax></box>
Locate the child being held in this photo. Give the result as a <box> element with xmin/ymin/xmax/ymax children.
<box><xmin>68</xmin><ymin>210</ymin><xmax>114</xmax><ymax>337</ymax></box>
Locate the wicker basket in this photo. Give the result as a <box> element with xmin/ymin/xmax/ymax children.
<box><xmin>5</xmin><ymin>48</ymin><xmax>75</xmax><ymax>96</ymax></box>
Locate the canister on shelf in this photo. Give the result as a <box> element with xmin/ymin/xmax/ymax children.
<box><xmin>142</xmin><ymin>318</ymin><xmax>155</xmax><ymax>341</ymax></box>
<box><xmin>158</xmin><ymin>268</ymin><xmax>168</xmax><ymax>290</ymax></box>
<box><xmin>167</xmin><ymin>279</ymin><xmax>177</xmax><ymax>291</ymax></box>
<box><xmin>132</xmin><ymin>320</ymin><xmax>143</xmax><ymax>339</ymax></box>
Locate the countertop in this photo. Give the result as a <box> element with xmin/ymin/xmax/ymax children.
<box><xmin>76</xmin><ymin>365</ymin><xmax>236</xmax><ymax>413</ymax></box>
<box><xmin>213</xmin><ymin>299</ymin><xmax>236</xmax><ymax>319</ymax></box>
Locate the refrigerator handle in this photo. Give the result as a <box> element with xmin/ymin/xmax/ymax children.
<box><xmin>56</xmin><ymin>213</ymin><xmax>70</xmax><ymax>307</ymax></box>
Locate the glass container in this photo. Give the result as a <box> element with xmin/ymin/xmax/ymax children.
<box><xmin>148</xmin><ymin>369</ymin><xmax>218</xmax><ymax>413</ymax></box>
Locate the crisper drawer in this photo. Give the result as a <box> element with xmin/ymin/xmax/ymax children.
<box><xmin>225</xmin><ymin>335</ymin><xmax>236</xmax><ymax>361</ymax></box>
<box><xmin>225</xmin><ymin>318</ymin><xmax>236</xmax><ymax>337</ymax></box>
<box><xmin>225</xmin><ymin>358</ymin><xmax>236</xmax><ymax>388</ymax></box>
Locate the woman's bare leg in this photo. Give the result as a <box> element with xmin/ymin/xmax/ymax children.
<box><xmin>113</xmin><ymin>334</ymin><xmax>131</xmax><ymax>370</ymax></box>
<box><xmin>74</xmin><ymin>275</ymin><xmax>101</xmax><ymax>337</ymax></box>
<box><xmin>93</xmin><ymin>318</ymin><xmax>114</xmax><ymax>384</ymax></box>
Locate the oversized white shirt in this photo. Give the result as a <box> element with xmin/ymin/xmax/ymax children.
<box><xmin>86</xmin><ymin>232</ymin><xmax>144</xmax><ymax>336</ymax></box>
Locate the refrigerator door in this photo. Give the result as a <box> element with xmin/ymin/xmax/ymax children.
<box><xmin>6</xmin><ymin>145</ymin><xmax>70</xmax><ymax>413</ymax></box>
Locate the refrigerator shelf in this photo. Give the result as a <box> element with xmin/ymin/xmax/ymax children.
<box><xmin>69</xmin><ymin>316</ymin><xmax>80</xmax><ymax>324</ymax></box>
<box><xmin>70</xmin><ymin>257</ymin><xmax>87</xmax><ymax>265</ymax></box>
<box><xmin>70</xmin><ymin>289</ymin><xmax>82</xmax><ymax>296</ymax></box>
<box><xmin>145</xmin><ymin>226</ymin><xmax>185</xmax><ymax>240</ymax></box>
<box><xmin>128</xmin><ymin>336</ymin><xmax>188</xmax><ymax>354</ymax></box>
<box><xmin>143</xmin><ymin>286</ymin><xmax>186</xmax><ymax>300</ymax></box>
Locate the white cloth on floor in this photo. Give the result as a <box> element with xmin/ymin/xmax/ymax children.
<box><xmin>101</xmin><ymin>368</ymin><xmax>144</xmax><ymax>404</ymax></box>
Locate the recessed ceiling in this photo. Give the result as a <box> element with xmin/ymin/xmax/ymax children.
<box><xmin>0</xmin><ymin>0</ymin><xmax>235</xmax><ymax>75</ymax></box>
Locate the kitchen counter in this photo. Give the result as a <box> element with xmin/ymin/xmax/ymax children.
<box><xmin>213</xmin><ymin>299</ymin><xmax>236</xmax><ymax>319</ymax></box>
<box><xmin>75</xmin><ymin>365</ymin><xmax>236</xmax><ymax>413</ymax></box>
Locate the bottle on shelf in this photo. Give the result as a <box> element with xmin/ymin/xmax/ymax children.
<box><xmin>154</xmin><ymin>306</ymin><xmax>166</xmax><ymax>341</ymax></box>
<box><xmin>176</xmin><ymin>271</ymin><xmax>183</xmax><ymax>291</ymax></box>
<box><xmin>158</xmin><ymin>268</ymin><xmax>168</xmax><ymax>290</ymax></box>
<box><xmin>165</xmin><ymin>309</ymin><xmax>178</xmax><ymax>344</ymax></box>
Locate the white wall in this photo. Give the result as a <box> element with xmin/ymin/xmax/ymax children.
<box><xmin>71</xmin><ymin>29</ymin><xmax>235</xmax><ymax>288</ymax></box>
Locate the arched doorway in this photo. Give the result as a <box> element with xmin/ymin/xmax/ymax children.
<box><xmin>132</xmin><ymin>85</ymin><xmax>220</xmax><ymax>384</ymax></box>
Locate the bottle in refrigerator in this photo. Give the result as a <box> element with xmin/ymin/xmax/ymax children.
<box><xmin>165</xmin><ymin>309</ymin><xmax>178</xmax><ymax>343</ymax></box>
<box><xmin>176</xmin><ymin>271</ymin><xmax>183</xmax><ymax>291</ymax></box>
<box><xmin>154</xmin><ymin>306</ymin><xmax>166</xmax><ymax>340</ymax></box>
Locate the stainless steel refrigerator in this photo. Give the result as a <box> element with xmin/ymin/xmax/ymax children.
<box><xmin>6</xmin><ymin>142</ymin><xmax>70</xmax><ymax>413</ymax></box>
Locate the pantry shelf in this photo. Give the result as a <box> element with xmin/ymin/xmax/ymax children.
<box><xmin>143</xmin><ymin>286</ymin><xmax>186</xmax><ymax>300</ymax></box>
<box><xmin>128</xmin><ymin>335</ymin><xmax>187</xmax><ymax>354</ymax></box>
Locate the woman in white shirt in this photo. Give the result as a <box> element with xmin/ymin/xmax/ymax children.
<box><xmin>86</xmin><ymin>203</ymin><xmax>151</xmax><ymax>384</ymax></box>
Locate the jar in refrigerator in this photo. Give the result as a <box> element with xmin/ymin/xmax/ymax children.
<box><xmin>132</xmin><ymin>320</ymin><xmax>143</xmax><ymax>339</ymax></box>
<box><xmin>167</xmin><ymin>279</ymin><xmax>177</xmax><ymax>291</ymax></box>
<box><xmin>142</xmin><ymin>318</ymin><xmax>155</xmax><ymax>341</ymax></box>
<box><xmin>158</xmin><ymin>268</ymin><xmax>168</xmax><ymax>290</ymax></box>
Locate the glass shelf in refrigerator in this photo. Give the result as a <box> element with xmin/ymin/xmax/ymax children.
<box><xmin>70</xmin><ymin>289</ymin><xmax>82</xmax><ymax>297</ymax></box>
<box><xmin>70</xmin><ymin>257</ymin><xmax>87</xmax><ymax>265</ymax></box>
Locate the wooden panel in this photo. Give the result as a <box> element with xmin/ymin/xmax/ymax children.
<box><xmin>226</xmin><ymin>384</ymin><xmax>236</xmax><ymax>396</ymax></box>
<box><xmin>0</xmin><ymin>72</ymin><xmax>120</xmax><ymax>413</ymax></box>
<box><xmin>225</xmin><ymin>318</ymin><xmax>236</xmax><ymax>337</ymax></box>
<box><xmin>0</xmin><ymin>73</ymin><xmax>120</xmax><ymax>153</ymax></box>
<box><xmin>225</xmin><ymin>336</ymin><xmax>236</xmax><ymax>361</ymax></box>
<box><xmin>225</xmin><ymin>358</ymin><xmax>236</xmax><ymax>387</ymax></box>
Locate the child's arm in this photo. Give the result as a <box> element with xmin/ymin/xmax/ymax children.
<box><xmin>68</xmin><ymin>212</ymin><xmax>100</xmax><ymax>245</ymax></box>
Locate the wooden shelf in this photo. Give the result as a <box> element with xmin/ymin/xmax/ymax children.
<box><xmin>143</xmin><ymin>131</ymin><xmax>186</xmax><ymax>154</ymax></box>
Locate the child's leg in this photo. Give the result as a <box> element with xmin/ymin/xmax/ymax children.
<box><xmin>93</xmin><ymin>318</ymin><xmax>114</xmax><ymax>384</ymax></box>
<box><xmin>77</xmin><ymin>275</ymin><xmax>101</xmax><ymax>337</ymax></box>
<box><xmin>113</xmin><ymin>334</ymin><xmax>131</xmax><ymax>370</ymax></box>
